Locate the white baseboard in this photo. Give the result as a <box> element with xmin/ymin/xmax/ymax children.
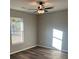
<box><xmin>38</xmin><ymin>45</ymin><xmax>68</xmax><ymax>53</ymax></box>
<box><xmin>10</xmin><ymin>45</ymin><xmax>67</xmax><ymax>55</ymax></box>
<box><xmin>10</xmin><ymin>45</ymin><xmax>37</xmax><ymax>55</ymax></box>
<box><xmin>37</xmin><ymin>45</ymin><xmax>52</xmax><ymax>49</ymax></box>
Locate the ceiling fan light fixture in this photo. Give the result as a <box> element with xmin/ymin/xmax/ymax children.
<box><xmin>37</xmin><ymin>10</ymin><xmax>44</xmax><ymax>14</ymax></box>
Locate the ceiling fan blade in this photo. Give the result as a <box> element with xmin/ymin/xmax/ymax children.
<box><xmin>44</xmin><ymin>9</ymin><xmax>48</xmax><ymax>12</ymax></box>
<box><xmin>32</xmin><ymin>11</ymin><xmax>38</xmax><ymax>14</ymax></box>
<box><xmin>45</xmin><ymin>7</ymin><xmax>54</xmax><ymax>9</ymax></box>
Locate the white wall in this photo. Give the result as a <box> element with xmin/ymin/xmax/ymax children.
<box><xmin>37</xmin><ymin>10</ymin><xmax>68</xmax><ymax>52</ymax></box>
<box><xmin>10</xmin><ymin>9</ymin><xmax>37</xmax><ymax>53</ymax></box>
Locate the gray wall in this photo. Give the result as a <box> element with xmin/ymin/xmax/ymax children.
<box><xmin>37</xmin><ymin>10</ymin><xmax>68</xmax><ymax>52</ymax></box>
<box><xmin>10</xmin><ymin>9</ymin><xmax>68</xmax><ymax>53</ymax></box>
<box><xmin>10</xmin><ymin>9</ymin><xmax>37</xmax><ymax>53</ymax></box>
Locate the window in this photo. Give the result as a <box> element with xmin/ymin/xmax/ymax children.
<box><xmin>11</xmin><ymin>17</ymin><xmax>24</xmax><ymax>44</ymax></box>
<box><xmin>52</xmin><ymin>29</ymin><xmax>63</xmax><ymax>50</ymax></box>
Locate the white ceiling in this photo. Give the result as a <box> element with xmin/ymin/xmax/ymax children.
<box><xmin>10</xmin><ymin>0</ymin><xmax>68</xmax><ymax>13</ymax></box>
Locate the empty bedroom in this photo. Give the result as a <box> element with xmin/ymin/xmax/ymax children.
<box><xmin>10</xmin><ymin>0</ymin><xmax>68</xmax><ymax>59</ymax></box>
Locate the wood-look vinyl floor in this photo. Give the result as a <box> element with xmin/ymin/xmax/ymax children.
<box><xmin>10</xmin><ymin>46</ymin><xmax>68</xmax><ymax>59</ymax></box>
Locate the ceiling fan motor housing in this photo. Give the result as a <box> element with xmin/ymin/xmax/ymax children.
<box><xmin>38</xmin><ymin>5</ymin><xmax>44</xmax><ymax>10</ymax></box>
<box><xmin>37</xmin><ymin>1</ymin><xmax>45</xmax><ymax>10</ymax></box>
<box><xmin>39</xmin><ymin>1</ymin><xmax>44</xmax><ymax>5</ymax></box>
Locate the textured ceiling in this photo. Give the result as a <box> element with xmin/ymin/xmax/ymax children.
<box><xmin>10</xmin><ymin>0</ymin><xmax>68</xmax><ymax>13</ymax></box>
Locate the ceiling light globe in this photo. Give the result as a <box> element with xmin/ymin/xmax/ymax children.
<box><xmin>38</xmin><ymin>10</ymin><xmax>44</xmax><ymax>14</ymax></box>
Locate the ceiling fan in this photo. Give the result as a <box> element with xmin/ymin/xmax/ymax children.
<box><xmin>28</xmin><ymin>0</ymin><xmax>54</xmax><ymax>14</ymax></box>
